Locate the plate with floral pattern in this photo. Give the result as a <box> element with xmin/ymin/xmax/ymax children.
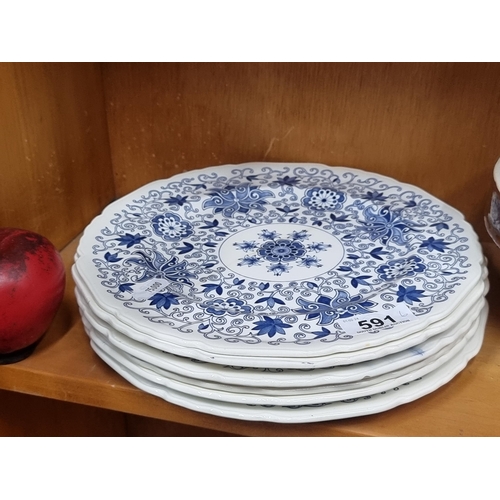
<box><xmin>86</xmin><ymin>307</ymin><xmax>486</xmax><ymax>423</ymax></box>
<box><xmin>76</xmin><ymin>280</ymin><xmax>487</xmax><ymax>387</ymax></box>
<box><xmin>84</xmin><ymin>304</ymin><xmax>483</xmax><ymax>405</ymax></box>
<box><xmin>75</xmin><ymin>162</ymin><xmax>484</xmax><ymax>361</ymax></box>
<box><xmin>73</xmin><ymin>251</ymin><xmax>488</xmax><ymax>369</ymax></box>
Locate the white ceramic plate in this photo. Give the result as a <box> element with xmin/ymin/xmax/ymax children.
<box><xmin>85</xmin><ymin>304</ymin><xmax>484</xmax><ymax>406</ymax></box>
<box><xmin>75</xmin><ymin>163</ymin><xmax>484</xmax><ymax>360</ymax></box>
<box><xmin>77</xmin><ymin>283</ymin><xmax>486</xmax><ymax>388</ymax></box>
<box><xmin>87</xmin><ymin>308</ymin><xmax>486</xmax><ymax>423</ymax></box>
<box><xmin>74</xmin><ymin>262</ymin><xmax>488</xmax><ymax>369</ymax></box>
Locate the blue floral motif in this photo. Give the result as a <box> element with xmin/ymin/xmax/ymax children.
<box><xmin>290</xmin><ymin>230</ymin><xmax>309</xmax><ymax>241</ymax></box>
<box><xmin>126</xmin><ymin>250</ymin><xmax>195</xmax><ymax>286</ymax></box>
<box><xmin>396</xmin><ymin>285</ymin><xmax>427</xmax><ymax>305</ymax></box>
<box><xmin>312</xmin><ymin>327</ymin><xmax>332</xmax><ymax>339</ymax></box>
<box><xmin>258</xmin><ymin>239</ymin><xmax>307</xmax><ymax>263</ymax></box>
<box><xmin>105</xmin><ymin>252</ymin><xmax>122</xmax><ymax>263</ymax></box>
<box><xmin>376</xmin><ymin>255</ymin><xmax>426</xmax><ymax>281</ymax></box>
<box><xmin>298</xmin><ymin>256</ymin><xmax>322</xmax><ymax>268</ymax></box>
<box><xmin>267</xmin><ymin>263</ymin><xmax>291</xmax><ymax>276</ymax></box>
<box><xmin>255</xmin><ymin>295</ymin><xmax>285</xmax><ymax>308</ymax></box>
<box><xmin>234</xmin><ymin>241</ymin><xmax>259</xmax><ymax>251</ymax></box>
<box><xmin>296</xmin><ymin>290</ymin><xmax>377</xmax><ymax>325</ymax></box>
<box><xmin>115</xmin><ymin>233</ymin><xmax>146</xmax><ymax>248</ymax></box>
<box><xmin>369</xmin><ymin>246</ymin><xmax>391</xmax><ymax>260</ymax></box>
<box><xmin>276</xmin><ymin>175</ymin><xmax>300</xmax><ymax>187</ymax></box>
<box><xmin>238</xmin><ymin>256</ymin><xmax>262</xmax><ymax>267</ymax></box>
<box><xmin>149</xmin><ymin>293</ymin><xmax>180</xmax><ymax>310</ymax></box>
<box><xmin>358</xmin><ymin>205</ymin><xmax>424</xmax><ymax>245</ymax></box>
<box><xmin>260</xmin><ymin>229</ymin><xmax>278</xmax><ymax>240</ymax></box>
<box><xmin>200</xmin><ymin>219</ymin><xmax>220</xmax><ymax>229</ymax></box>
<box><xmin>151</xmin><ymin>212</ymin><xmax>193</xmax><ymax>241</ymax></box>
<box><xmin>276</xmin><ymin>206</ymin><xmax>299</xmax><ymax>214</ymax></box>
<box><xmin>177</xmin><ymin>242</ymin><xmax>194</xmax><ymax>254</ymax></box>
<box><xmin>302</xmin><ymin>187</ymin><xmax>346</xmax><ymax>211</ymax></box>
<box><xmin>419</xmin><ymin>237</ymin><xmax>451</xmax><ymax>253</ymax></box>
<box><xmin>235</xmin><ymin>229</ymin><xmax>329</xmax><ymax>275</ymax></box>
<box><xmin>350</xmin><ymin>275</ymin><xmax>371</xmax><ymax>288</ymax></box>
<box><xmin>201</xmin><ymin>298</ymin><xmax>252</xmax><ymax>316</ymax></box>
<box><xmin>430</xmin><ymin>222</ymin><xmax>450</xmax><ymax>232</ymax></box>
<box><xmin>118</xmin><ymin>283</ymin><xmax>134</xmax><ymax>293</ymax></box>
<box><xmin>201</xmin><ymin>283</ymin><xmax>224</xmax><ymax>295</ymax></box>
<box><xmin>308</xmin><ymin>242</ymin><xmax>332</xmax><ymax>252</ymax></box>
<box><xmin>165</xmin><ymin>194</ymin><xmax>188</xmax><ymax>206</ymax></box>
<box><xmin>330</xmin><ymin>213</ymin><xmax>350</xmax><ymax>223</ymax></box>
<box><xmin>360</xmin><ymin>190</ymin><xmax>388</xmax><ymax>202</ymax></box>
<box><xmin>202</xmin><ymin>185</ymin><xmax>274</xmax><ymax>217</ymax></box>
<box><xmin>252</xmin><ymin>316</ymin><xmax>293</xmax><ymax>337</ymax></box>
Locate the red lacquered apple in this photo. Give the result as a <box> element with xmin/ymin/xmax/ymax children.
<box><xmin>0</xmin><ymin>228</ymin><xmax>66</xmax><ymax>364</ymax></box>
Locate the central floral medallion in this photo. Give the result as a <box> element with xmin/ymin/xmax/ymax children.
<box><xmin>258</xmin><ymin>238</ymin><xmax>307</xmax><ymax>263</ymax></box>
<box><xmin>219</xmin><ymin>223</ymin><xmax>345</xmax><ymax>281</ymax></box>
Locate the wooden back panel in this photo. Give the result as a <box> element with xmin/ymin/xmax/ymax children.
<box><xmin>0</xmin><ymin>63</ymin><xmax>115</xmax><ymax>250</ymax></box>
<box><xmin>1</xmin><ymin>63</ymin><xmax>498</xmax><ymax>249</ymax></box>
<box><xmin>103</xmin><ymin>62</ymin><xmax>500</xmax><ymax>240</ymax></box>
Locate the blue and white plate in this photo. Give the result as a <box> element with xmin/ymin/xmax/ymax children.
<box><xmin>86</xmin><ymin>305</ymin><xmax>487</xmax><ymax>423</ymax></box>
<box><xmin>75</xmin><ymin>162</ymin><xmax>484</xmax><ymax>361</ymax></box>
<box><xmin>76</xmin><ymin>278</ymin><xmax>487</xmax><ymax>385</ymax></box>
<box><xmin>73</xmin><ymin>262</ymin><xmax>488</xmax><ymax>369</ymax></box>
<box><xmin>84</xmin><ymin>303</ymin><xmax>485</xmax><ymax>406</ymax></box>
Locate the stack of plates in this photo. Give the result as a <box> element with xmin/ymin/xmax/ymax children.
<box><xmin>73</xmin><ymin>162</ymin><xmax>488</xmax><ymax>423</ymax></box>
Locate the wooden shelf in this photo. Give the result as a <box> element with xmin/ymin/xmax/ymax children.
<box><xmin>1</xmin><ymin>234</ymin><xmax>499</xmax><ymax>436</ymax></box>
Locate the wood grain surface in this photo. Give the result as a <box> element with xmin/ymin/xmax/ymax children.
<box><xmin>103</xmin><ymin>62</ymin><xmax>500</xmax><ymax>241</ymax></box>
<box><xmin>0</xmin><ymin>63</ymin><xmax>115</xmax><ymax>250</ymax></box>
<box><xmin>0</xmin><ymin>389</ymin><xmax>127</xmax><ymax>437</ymax></box>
